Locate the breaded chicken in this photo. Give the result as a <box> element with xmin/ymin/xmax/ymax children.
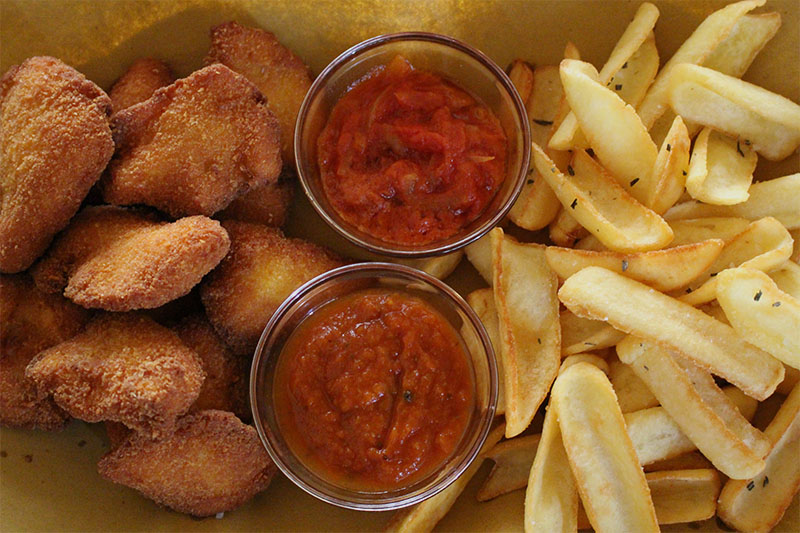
<box><xmin>201</xmin><ymin>221</ymin><xmax>344</xmax><ymax>355</ymax></box>
<box><xmin>0</xmin><ymin>274</ymin><xmax>89</xmax><ymax>430</ymax></box>
<box><xmin>101</xmin><ymin>64</ymin><xmax>281</xmax><ymax>217</ymax></box>
<box><xmin>0</xmin><ymin>56</ymin><xmax>114</xmax><ymax>273</ymax></box>
<box><xmin>98</xmin><ymin>410</ymin><xmax>276</xmax><ymax>517</ymax></box>
<box><xmin>31</xmin><ymin>206</ymin><xmax>230</xmax><ymax>311</ymax></box>
<box><xmin>206</xmin><ymin>21</ymin><xmax>312</xmax><ymax>164</ymax></box>
<box><xmin>26</xmin><ymin>313</ymin><xmax>204</xmax><ymax>438</ymax></box>
<box><xmin>109</xmin><ymin>58</ymin><xmax>174</xmax><ymax>113</ymax></box>
<box><xmin>216</xmin><ymin>172</ymin><xmax>294</xmax><ymax>227</ymax></box>
<box><xmin>174</xmin><ymin>314</ymin><xmax>249</xmax><ymax>420</ymax></box>
<box><xmin>104</xmin><ymin>421</ymin><xmax>132</xmax><ymax>450</ymax></box>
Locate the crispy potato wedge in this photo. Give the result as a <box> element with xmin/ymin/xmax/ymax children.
<box><xmin>393</xmin><ymin>251</ymin><xmax>463</xmax><ymax>280</ymax></box>
<box><xmin>643</xmin><ymin>451</ymin><xmax>714</xmax><ymax>473</ymax></box>
<box><xmin>479</xmin><ymin>434</ymin><xmax>540</xmax><ymax>502</ymax></box>
<box><xmin>718</xmin><ymin>383</ymin><xmax>800</xmax><ymax>533</ymax></box>
<box><xmin>686</xmin><ymin>127</ymin><xmax>757</xmax><ymax>205</ymax></box>
<box><xmin>607</xmin><ymin>32</ymin><xmax>659</xmax><ymax>110</ymax></box>
<box><xmin>491</xmin><ymin>228</ymin><xmax>560</xmax><ymax>437</ymax></box>
<box><xmin>552</xmin><ymin>362</ymin><xmax>658</xmax><ymax>532</ymax></box>
<box><xmin>669</xmin><ymin>64</ymin><xmax>800</xmax><ymax>160</ymax></box>
<box><xmin>508</xmin><ymin>59</ymin><xmax>534</xmax><ymax>104</ymax></box>
<box><xmin>778</xmin><ymin>366</ymin><xmax>800</xmax><ymax>396</ymax></box>
<box><xmin>609</xmin><ymin>358</ymin><xmax>658</xmax><ymax>413</ymax></box>
<box><xmin>559</xmin><ymin>353</ymin><xmax>610</xmax><ymax>375</ymax></box>
<box><xmin>465</xmin><ymin>288</ymin><xmax>505</xmax><ymax>415</ymax></box>
<box><xmin>648</xmin><ymin>115</ymin><xmax>690</xmax><ymax>214</ymax></box>
<box><xmin>465</xmin><ymin>233</ymin><xmax>492</xmax><ymax>285</ymax></box>
<box><xmin>548</xmin><ymin>209</ymin><xmax>588</xmax><ymax>248</ymax></box>
<box><xmin>560</xmin><ymin>309</ymin><xmax>625</xmax><ymax>356</ymax></box>
<box><xmin>546</xmin><ymin>239</ymin><xmax>723</xmax><ymax>292</ymax></box>
<box><xmin>770</xmin><ymin>260</ymin><xmax>800</xmax><ymax>299</ymax></box>
<box><xmin>533</xmin><ymin>145</ymin><xmax>673</xmax><ymax>253</ymax></box>
<box><xmin>668</xmin><ymin>217</ymin><xmax>752</xmax><ymax>246</ymax></box>
<box><xmin>705</xmin><ymin>11</ymin><xmax>782</xmax><ymax>76</ymax></box>
<box><xmin>716</xmin><ymin>268</ymin><xmax>800</xmax><ymax>369</ymax></box>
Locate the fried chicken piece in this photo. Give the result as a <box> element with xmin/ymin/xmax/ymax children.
<box><xmin>0</xmin><ymin>274</ymin><xmax>89</xmax><ymax>430</ymax></box>
<box><xmin>109</xmin><ymin>58</ymin><xmax>174</xmax><ymax>113</ymax></box>
<box><xmin>98</xmin><ymin>410</ymin><xmax>276</xmax><ymax>517</ymax></box>
<box><xmin>216</xmin><ymin>172</ymin><xmax>294</xmax><ymax>227</ymax></box>
<box><xmin>206</xmin><ymin>21</ymin><xmax>313</xmax><ymax>164</ymax></box>
<box><xmin>101</xmin><ymin>64</ymin><xmax>281</xmax><ymax>217</ymax></box>
<box><xmin>26</xmin><ymin>313</ymin><xmax>204</xmax><ymax>438</ymax></box>
<box><xmin>0</xmin><ymin>56</ymin><xmax>114</xmax><ymax>273</ymax></box>
<box><xmin>174</xmin><ymin>314</ymin><xmax>249</xmax><ymax>420</ymax></box>
<box><xmin>201</xmin><ymin>221</ymin><xmax>344</xmax><ymax>355</ymax></box>
<box><xmin>104</xmin><ymin>421</ymin><xmax>132</xmax><ymax>450</ymax></box>
<box><xmin>31</xmin><ymin>205</ymin><xmax>230</xmax><ymax>311</ymax></box>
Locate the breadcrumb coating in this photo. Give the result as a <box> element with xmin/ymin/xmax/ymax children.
<box><xmin>109</xmin><ymin>57</ymin><xmax>174</xmax><ymax>113</ymax></box>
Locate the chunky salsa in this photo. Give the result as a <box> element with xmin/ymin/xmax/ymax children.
<box><xmin>274</xmin><ymin>288</ymin><xmax>474</xmax><ymax>491</ymax></box>
<box><xmin>317</xmin><ymin>55</ymin><xmax>507</xmax><ymax>246</ymax></box>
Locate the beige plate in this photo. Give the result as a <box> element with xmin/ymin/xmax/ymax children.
<box><xmin>0</xmin><ymin>0</ymin><xmax>798</xmax><ymax>530</ymax></box>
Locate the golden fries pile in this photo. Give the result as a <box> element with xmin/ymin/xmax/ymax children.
<box><xmin>387</xmin><ymin>1</ymin><xmax>800</xmax><ymax>531</ymax></box>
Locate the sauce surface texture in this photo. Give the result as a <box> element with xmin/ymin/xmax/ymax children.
<box><xmin>317</xmin><ymin>56</ymin><xmax>507</xmax><ymax>246</ymax></box>
<box><xmin>274</xmin><ymin>288</ymin><xmax>474</xmax><ymax>490</ymax></box>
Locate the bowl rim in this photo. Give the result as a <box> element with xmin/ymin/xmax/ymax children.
<box><xmin>250</xmin><ymin>261</ymin><xmax>499</xmax><ymax>511</ymax></box>
<box><xmin>294</xmin><ymin>31</ymin><xmax>531</xmax><ymax>259</ymax></box>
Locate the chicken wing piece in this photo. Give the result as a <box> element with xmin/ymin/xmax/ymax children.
<box><xmin>0</xmin><ymin>56</ymin><xmax>113</xmax><ymax>273</ymax></box>
<box><xmin>109</xmin><ymin>57</ymin><xmax>174</xmax><ymax>113</ymax></box>
<box><xmin>98</xmin><ymin>410</ymin><xmax>276</xmax><ymax>517</ymax></box>
<box><xmin>26</xmin><ymin>313</ymin><xmax>204</xmax><ymax>438</ymax></box>
<box><xmin>31</xmin><ymin>205</ymin><xmax>230</xmax><ymax>311</ymax></box>
<box><xmin>102</xmin><ymin>64</ymin><xmax>281</xmax><ymax>217</ymax></box>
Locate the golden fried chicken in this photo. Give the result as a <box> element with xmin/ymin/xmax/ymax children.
<box><xmin>206</xmin><ymin>21</ymin><xmax>313</xmax><ymax>164</ymax></box>
<box><xmin>109</xmin><ymin>58</ymin><xmax>174</xmax><ymax>113</ymax></box>
<box><xmin>101</xmin><ymin>64</ymin><xmax>281</xmax><ymax>217</ymax></box>
<box><xmin>104</xmin><ymin>421</ymin><xmax>132</xmax><ymax>450</ymax></box>
<box><xmin>174</xmin><ymin>314</ymin><xmax>249</xmax><ymax>420</ymax></box>
<box><xmin>26</xmin><ymin>313</ymin><xmax>204</xmax><ymax>438</ymax></box>
<box><xmin>0</xmin><ymin>56</ymin><xmax>114</xmax><ymax>273</ymax></box>
<box><xmin>98</xmin><ymin>410</ymin><xmax>276</xmax><ymax>517</ymax></box>
<box><xmin>201</xmin><ymin>221</ymin><xmax>344</xmax><ymax>355</ymax></box>
<box><xmin>216</xmin><ymin>172</ymin><xmax>294</xmax><ymax>227</ymax></box>
<box><xmin>31</xmin><ymin>206</ymin><xmax>230</xmax><ymax>311</ymax></box>
<box><xmin>0</xmin><ymin>274</ymin><xmax>89</xmax><ymax>430</ymax></box>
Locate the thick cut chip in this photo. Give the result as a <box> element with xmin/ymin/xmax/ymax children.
<box><xmin>647</xmin><ymin>115</ymin><xmax>690</xmax><ymax>214</ymax></box>
<box><xmin>478</xmin><ymin>434</ymin><xmax>540</xmax><ymax>502</ymax></box>
<box><xmin>770</xmin><ymin>260</ymin><xmax>800</xmax><ymax>300</ymax></box>
<box><xmin>559</xmin><ymin>266</ymin><xmax>784</xmax><ymax>399</ymax></box>
<box><xmin>491</xmin><ymin>228</ymin><xmax>560</xmax><ymax>437</ymax></box>
<box><xmin>685</xmin><ymin>127</ymin><xmax>757</xmax><ymax>205</ymax></box>
<box><xmin>109</xmin><ymin>57</ymin><xmax>174</xmax><ymax>113</ymax></box>
<box><xmin>393</xmin><ymin>250</ymin><xmax>463</xmax><ymax>281</ymax></box>
<box><xmin>559</xmin><ymin>353</ymin><xmax>610</xmax><ymax>376</ymax></box>
<box><xmin>533</xmin><ymin>145</ymin><xmax>673</xmax><ymax>253</ymax></box>
<box><xmin>102</xmin><ymin>64</ymin><xmax>281</xmax><ymax>217</ymax></box>
<box><xmin>548</xmin><ymin>209</ymin><xmax>588</xmax><ymax>248</ymax></box>
<box><xmin>98</xmin><ymin>410</ymin><xmax>276</xmax><ymax>517</ymax></box>
<box><xmin>31</xmin><ymin>206</ymin><xmax>230</xmax><ymax>311</ymax></box>
<box><xmin>668</xmin><ymin>217</ymin><xmax>752</xmax><ymax>246</ymax></box>
<box><xmin>668</xmin><ymin>63</ymin><xmax>800</xmax><ymax>161</ymax></box>
<box><xmin>718</xmin><ymin>383</ymin><xmax>800</xmax><ymax>533</ymax></box>
<box><xmin>716</xmin><ymin>268</ymin><xmax>800</xmax><ymax>370</ymax></box>
<box><xmin>617</xmin><ymin>337</ymin><xmax>770</xmax><ymax>479</ymax></box>
<box><xmin>508</xmin><ymin>59</ymin><xmax>534</xmax><ymax>106</ymax></box>
<box><xmin>609</xmin><ymin>358</ymin><xmax>658</xmax><ymax>413</ymax></box>
<box><xmin>665</xmin><ymin>173</ymin><xmax>800</xmax><ymax>230</ymax></box>
<box><xmin>26</xmin><ymin>313</ymin><xmax>204</xmax><ymax>438</ymax></box>
<box><xmin>552</xmin><ymin>362</ymin><xmax>658</xmax><ymax>533</ymax></box>
<box><xmin>465</xmin><ymin>233</ymin><xmax>493</xmax><ymax>284</ymax></box>
<box><xmin>0</xmin><ymin>56</ymin><xmax>114</xmax><ymax>273</ymax></box>
<box><xmin>560</xmin><ymin>310</ymin><xmax>625</xmax><ymax>357</ymax></box>
<box><xmin>643</xmin><ymin>452</ymin><xmax>714</xmax><ymax>472</ymax></box>
<box><xmin>465</xmin><ymin>288</ymin><xmax>505</xmax><ymax>414</ymax></box>
<box><xmin>606</xmin><ymin>33</ymin><xmax>659</xmax><ymax>110</ymax></box>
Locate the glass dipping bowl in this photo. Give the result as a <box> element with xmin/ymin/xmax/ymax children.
<box><xmin>294</xmin><ymin>32</ymin><xmax>530</xmax><ymax>258</ymax></box>
<box><xmin>250</xmin><ymin>262</ymin><xmax>498</xmax><ymax>511</ymax></box>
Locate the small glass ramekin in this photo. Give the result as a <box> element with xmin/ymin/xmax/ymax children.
<box><xmin>250</xmin><ymin>262</ymin><xmax>498</xmax><ymax>511</ymax></box>
<box><xmin>294</xmin><ymin>32</ymin><xmax>530</xmax><ymax>258</ymax></box>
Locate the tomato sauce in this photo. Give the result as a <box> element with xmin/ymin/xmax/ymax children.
<box><xmin>317</xmin><ymin>55</ymin><xmax>507</xmax><ymax>246</ymax></box>
<box><xmin>274</xmin><ymin>288</ymin><xmax>474</xmax><ymax>491</ymax></box>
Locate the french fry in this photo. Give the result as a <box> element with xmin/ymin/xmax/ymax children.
<box><xmin>606</xmin><ymin>32</ymin><xmax>659</xmax><ymax>110</ymax></box>
<box><xmin>545</xmin><ymin>239</ymin><xmax>724</xmax><ymax>292</ymax></box>
<box><xmin>560</xmin><ymin>309</ymin><xmax>625</xmax><ymax>357</ymax></box>
<box><xmin>770</xmin><ymin>260</ymin><xmax>800</xmax><ymax>300</ymax></box>
<box><xmin>685</xmin><ymin>127</ymin><xmax>758</xmax><ymax>205</ymax></box>
<box><xmin>465</xmin><ymin>288</ymin><xmax>505</xmax><ymax>415</ymax></box>
<box><xmin>643</xmin><ymin>451</ymin><xmax>713</xmax><ymax>473</ymax></box>
<box><xmin>792</xmin><ymin>229</ymin><xmax>800</xmax><ymax>262</ymax></box>
<box><xmin>617</xmin><ymin>336</ymin><xmax>770</xmax><ymax>479</ymax></box>
<box><xmin>717</xmin><ymin>383</ymin><xmax>800</xmax><ymax>533</ymax></box>
<box><xmin>668</xmin><ymin>63</ymin><xmax>800</xmax><ymax>161</ymax></box>
<box><xmin>636</xmin><ymin>0</ymin><xmax>765</xmax><ymax>130</ymax></box>
<box><xmin>668</xmin><ymin>217</ymin><xmax>752</xmax><ymax>246</ymax></box>
<box><xmin>647</xmin><ymin>115</ymin><xmax>690</xmax><ymax>214</ymax></box>
<box><xmin>508</xmin><ymin>59</ymin><xmax>534</xmax><ymax>104</ymax></box>
<box><xmin>464</xmin><ymin>233</ymin><xmax>492</xmax><ymax>285</ymax></box>
<box><xmin>558</xmin><ymin>59</ymin><xmax>658</xmax><ymax>204</ymax></box>
<box><xmin>384</xmin><ymin>423</ymin><xmax>505</xmax><ymax>533</ymax></box>
<box><xmin>665</xmin><ymin>173</ymin><xmax>800</xmax><ymax>230</ymax></box>
<box><xmin>778</xmin><ymin>366</ymin><xmax>800</xmax><ymax>396</ymax></box>
<box><xmin>548</xmin><ymin>208</ymin><xmax>588</xmax><ymax>248</ymax></box>
<box><xmin>559</xmin><ymin>266</ymin><xmax>784</xmax><ymax>399</ymax></box>
<box><xmin>559</xmin><ymin>353</ymin><xmax>610</xmax><ymax>376</ymax></box>
<box><xmin>478</xmin><ymin>434</ymin><xmax>540</xmax><ymax>502</ymax></box>
<box><xmin>609</xmin><ymin>358</ymin><xmax>658</xmax><ymax>413</ymax></box>
<box><xmin>552</xmin><ymin>362</ymin><xmax>658</xmax><ymax>532</ymax></box>
<box><xmin>491</xmin><ymin>228</ymin><xmax>560</xmax><ymax>437</ymax></box>
<box><xmin>533</xmin><ymin>145</ymin><xmax>673</xmax><ymax>253</ymax></box>
<box><xmin>677</xmin><ymin>216</ymin><xmax>794</xmax><ymax>306</ymax></box>
<box><xmin>716</xmin><ymin>268</ymin><xmax>800</xmax><ymax>370</ymax></box>
<box><xmin>704</xmin><ymin>12</ymin><xmax>782</xmax><ymax>79</ymax></box>
<box><xmin>393</xmin><ymin>250</ymin><xmax>463</xmax><ymax>280</ymax></box>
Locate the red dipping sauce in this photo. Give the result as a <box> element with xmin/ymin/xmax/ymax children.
<box><xmin>317</xmin><ymin>55</ymin><xmax>507</xmax><ymax>246</ymax></box>
<box><xmin>274</xmin><ymin>288</ymin><xmax>474</xmax><ymax>491</ymax></box>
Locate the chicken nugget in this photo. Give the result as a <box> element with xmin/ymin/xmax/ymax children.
<box><xmin>0</xmin><ymin>274</ymin><xmax>89</xmax><ymax>430</ymax></box>
<box><xmin>174</xmin><ymin>314</ymin><xmax>249</xmax><ymax>420</ymax></box>
<box><xmin>26</xmin><ymin>313</ymin><xmax>204</xmax><ymax>438</ymax></box>
<box><xmin>206</xmin><ymin>21</ymin><xmax>312</xmax><ymax>164</ymax></box>
<box><xmin>102</xmin><ymin>64</ymin><xmax>281</xmax><ymax>217</ymax></box>
<box><xmin>0</xmin><ymin>56</ymin><xmax>114</xmax><ymax>273</ymax></box>
<box><xmin>31</xmin><ymin>205</ymin><xmax>230</xmax><ymax>311</ymax></box>
<box><xmin>109</xmin><ymin>58</ymin><xmax>174</xmax><ymax>113</ymax></box>
<box><xmin>201</xmin><ymin>221</ymin><xmax>344</xmax><ymax>355</ymax></box>
<box><xmin>98</xmin><ymin>410</ymin><xmax>276</xmax><ymax>517</ymax></box>
<box><xmin>216</xmin><ymin>171</ymin><xmax>294</xmax><ymax>227</ymax></box>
